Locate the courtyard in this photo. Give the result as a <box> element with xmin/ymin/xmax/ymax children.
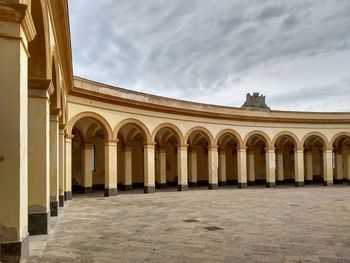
<box><xmin>29</xmin><ymin>186</ymin><xmax>350</xmax><ymax>263</ymax></box>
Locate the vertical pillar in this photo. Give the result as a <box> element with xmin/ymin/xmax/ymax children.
<box><xmin>265</xmin><ymin>148</ymin><xmax>276</xmax><ymax>187</ymax></box>
<box><xmin>208</xmin><ymin>146</ymin><xmax>218</xmax><ymax>189</ymax></box>
<box><xmin>188</xmin><ymin>148</ymin><xmax>198</xmax><ymax>187</ymax></box>
<box><xmin>323</xmin><ymin>148</ymin><xmax>333</xmax><ymax>186</ymax></box>
<box><xmin>335</xmin><ymin>150</ymin><xmax>343</xmax><ymax>184</ymax></box>
<box><xmin>247</xmin><ymin>150</ymin><xmax>255</xmax><ymax>185</ymax></box>
<box><xmin>294</xmin><ymin>148</ymin><xmax>304</xmax><ymax>187</ymax></box>
<box><xmin>158</xmin><ymin>147</ymin><xmax>166</xmax><ymax>189</ymax></box>
<box><xmin>64</xmin><ymin>135</ymin><xmax>73</xmax><ymax>200</ymax></box>
<box><xmin>276</xmin><ymin>149</ymin><xmax>284</xmax><ymax>184</ymax></box>
<box><xmin>104</xmin><ymin>139</ymin><xmax>118</xmax><ymax>196</ymax></box>
<box><xmin>28</xmin><ymin>80</ymin><xmax>51</xmax><ymax>235</ymax></box>
<box><xmin>81</xmin><ymin>143</ymin><xmax>93</xmax><ymax>193</ymax></box>
<box><xmin>177</xmin><ymin>144</ymin><xmax>188</xmax><ymax>191</ymax></box>
<box><xmin>304</xmin><ymin>150</ymin><xmax>313</xmax><ymax>183</ymax></box>
<box><xmin>144</xmin><ymin>143</ymin><xmax>156</xmax><ymax>193</ymax></box>
<box><xmin>218</xmin><ymin>148</ymin><xmax>227</xmax><ymax>186</ymax></box>
<box><xmin>58</xmin><ymin>127</ymin><xmax>65</xmax><ymax>207</ymax></box>
<box><xmin>237</xmin><ymin>147</ymin><xmax>247</xmax><ymax>188</ymax></box>
<box><xmin>0</xmin><ymin>3</ymin><xmax>35</xmax><ymax>260</ymax></box>
<box><xmin>49</xmin><ymin>110</ymin><xmax>60</xmax><ymax>216</ymax></box>
<box><xmin>123</xmin><ymin>145</ymin><xmax>133</xmax><ymax>190</ymax></box>
<box><xmin>343</xmin><ymin>147</ymin><xmax>350</xmax><ymax>185</ymax></box>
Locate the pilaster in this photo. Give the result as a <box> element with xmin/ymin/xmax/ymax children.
<box><xmin>177</xmin><ymin>144</ymin><xmax>188</xmax><ymax>191</ymax></box>
<box><xmin>188</xmin><ymin>148</ymin><xmax>198</xmax><ymax>187</ymax></box>
<box><xmin>294</xmin><ymin>148</ymin><xmax>304</xmax><ymax>187</ymax></box>
<box><xmin>247</xmin><ymin>149</ymin><xmax>255</xmax><ymax>185</ymax></box>
<box><xmin>208</xmin><ymin>146</ymin><xmax>218</xmax><ymax>189</ymax></box>
<box><xmin>81</xmin><ymin>143</ymin><xmax>93</xmax><ymax>193</ymax></box>
<box><xmin>323</xmin><ymin>148</ymin><xmax>334</xmax><ymax>186</ymax></box>
<box><xmin>158</xmin><ymin>147</ymin><xmax>166</xmax><ymax>189</ymax></box>
<box><xmin>237</xmin><ymin>147</ymin><xmax>247</xmax><ymax>188</ymax></box>
<box><xmin>64</xmin><ymin>135</ymin><xmax>73</xmax><ymax>200</ymax></box>
<box><xmin>144</xmin><ymin>142</ymin><xmax>156</xmax><ymax>193</ymax></box>
<box><xmin>218</xmin><ymin>148</ymin><xmax>227</xmax><ymax>186</ymax></box>
<box><xmin>123</xmin><ymin>145</ymin><xmax>133</xmax><ymax>190</ymax></box>
<box><xmin>265</xmin><ymin>148</ymin><xmax>276</xmax><ymax>187</ymax></box>
<box><xmin>304</xmin><ymin>150</ymin><xmax>313</xmax><ymax>183</ymax></box>
<box><xmin>104</xmin><ymin>139</ymin><xmax>118</xmax><ymax>196</ymax></box>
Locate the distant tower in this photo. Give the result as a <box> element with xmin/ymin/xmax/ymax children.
<box><xmin>241</xmin><ymin>92</ymin><xmax>270</xmax><ymax>110</ymax></box>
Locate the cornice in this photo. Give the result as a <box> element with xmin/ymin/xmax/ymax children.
<box><xmin>70</xmin><ymin>77</ymin><xmax>350</xmax><ymax>125</ymax></box>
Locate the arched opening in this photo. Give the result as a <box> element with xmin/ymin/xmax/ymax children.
<box><xmin>186</xmin><ymin>128</ymin><xmax>212</xmax><ymax>188</ymax></box>
<box><xmin>303</xmin><ymin>134</ymin><xmax>327</xmax><ymax>184</ymax></box>
<box><xmin>117</xmin><ymin>122</ymin><xmax>148</xmax><ymax>192</ymax></box>
<box><xmin>216</xmin><ymin>131</ymin><xmax>240</xmax><ymax>186</ymax></box>
<box><xmin>71</xmin><ymin>117</ymin><xmax>110</xmax><ymax>196</ymax></box>
<box><xmin>154</xmin><ymin>126</ymin><xmax>181</xmax><ymax>190</ymax></box>
<box><xmin>274</xmin><ymin>134</ymin><xmax>298</xmax><ymax>185</ymax></box>
<box><xmin>245</xmin><ymin>133</ymin><xmax>269</xmax><ymax>186</ymax></box>
<box><xmin>331</xmin><ymin>134</ymin><xmax>350</xmax><ymax>184</ymax></box>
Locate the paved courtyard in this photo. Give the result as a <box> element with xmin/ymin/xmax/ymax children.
<box><xmin>29</xmin><ymin>186</ymin><xmax>350</xmax><ymax>262</ymax></box>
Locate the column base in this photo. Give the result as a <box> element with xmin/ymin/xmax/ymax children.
<box><xmin>124</xmin><ymin>185</ymin><xmax>133</xmax><ymax>191</ymax></box>
<box><xmin>178</xmin><ymin>184</ymin><xmax>188</xmax><ymax>191</ymax></box>
<box><xmin>144</xmin><ymin>186</ymin><xmax>155</xmax><ymax>194</ymax></box>
<box><xmin>104</xmin><ymin>188</ymin><xmax>117</xmax><ymax>197</ymax></box>
<box><xmin>218</xmin><ymin>181</ymin><xmax>227</xmax><ymax>186</ymax></box>
<box><xmin>82</xmin><ymin>187</ymin><xmax>93</xmax><ymax>194</ymax></box>
<box><xmin>158</xmin><ymin>183</ymin><xmax>167</xmax><ymax>189</ymax></box>
<box><xmin>323</xmin><ymin>180</ymin><xmax>333</xmax><ymax>186</ymax></box>
<box><xmin>59</xmin><ymin>195</ymin><xmax>64</xmax><ymax>207</ymax></box>
<box><xmin>266</xmin><ymin>182</ymin><xmax>276</xmax><ymax>188</ymax></box>
<box><xmin>334</xmin><ymin>179</ymin><xmax>343</xmax><ymax>184</ymax></box>
<box><xmin>208</xmin><ymin>183</ymin><xmax>218</xmax><ymax>190</ymax></box>
<box><xmin>247</xmin><ymin>181</ymin><xmax>255</xmax><ymax>186</ymax></box>
<box><xmin>295</xmin><ymin>181</ymin><xmax>304</xmax><ymax>187</ymax></box>
<box><xmin>50</xmin><ymin>201</ymin><xmax>58</xmax><ymax>217</ymax></box>
<box><xmin>238</xmin><ymin>182</ymin><xmax>247</xmax><ymax>188</ymax></box>
<box><xmin>28</xmin><ymin>212</ymin><xmax>48</xmax><ymax>235</ymax></box>
<box><xmin>64</xmin><ymin>191</ymin><xmax>72</xmax><ymax>200</ymax></box>
<box><xmin>188</xmin><ymin>182</ymin><xmax>198</xmax><ymax>187</ymax></box>
<box><xmin>0</xmin><ymin>235</ymin><xmax>29</xmax><ymax>263</ymax></box>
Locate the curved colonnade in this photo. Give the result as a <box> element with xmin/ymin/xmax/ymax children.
<box><xmin>65</xmin><ymin>78</ymin><xmax>350</xmax><ymax>196</ymax></box>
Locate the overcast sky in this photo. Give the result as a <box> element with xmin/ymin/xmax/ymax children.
<box><xmin>68</xmin><ymin>0</ymin><xmax>350</xmax><ymax>112</ymax></box>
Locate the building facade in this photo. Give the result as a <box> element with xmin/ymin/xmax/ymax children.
<box><xmin>0</xmin><ymin>1</ymin><xmax>350</xmax><ymax>262</ymax></box>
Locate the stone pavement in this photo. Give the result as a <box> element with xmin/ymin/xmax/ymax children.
<box><xmin>29</xmin><ymin>185</ymin><xmax>350</xmax><ymax>262</ymax></box>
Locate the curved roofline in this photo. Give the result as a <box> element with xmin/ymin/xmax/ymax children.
<box><xmin>70</xmin><ymin>76</ymin><xmax>350</xmax><ymax>124</ymax></box>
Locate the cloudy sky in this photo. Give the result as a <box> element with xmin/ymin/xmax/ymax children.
<box><xmin>68</xmin><ymin>0</ymin><xmax>350</xmax><ymax>112</ymax></box>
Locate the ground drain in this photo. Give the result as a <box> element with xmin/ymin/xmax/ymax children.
<box><xmin>204</xmin><ymin>226</ymin><xmax>223</xmax><ymax>231</ymax></box>
<box><xmin>183</xmin><ymin>219</ymin><xmax>200</xmax><ymax>223</ymax></box>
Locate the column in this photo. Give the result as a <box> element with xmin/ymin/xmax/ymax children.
<box><xmin>265</xmin><ymin>148</ymin><xmax>276</xmax><ymax>187</ymax></box>
<box><xmin>123</xmin><ymin>145</ymin><xmax>133</xmax><ymax>190</ymax></box>
<box><xmin>218</xmin><ymin>148</ymin><xmax>227</xmax><ymax>186</ymax></box>
<box><xmin>276</xmin><ymin>149</ymin><xmax>284</xmax><ymax>184</ymax></box>
<box><xmin>58</xmin><ymin>127</ymin><xmax>65</xmax><ymax>207</ymax></box>
<box><xmin>0</xmin><ymin>2</ymin><xmax>35</xmax><ymax>261</ymax></box>
<box><xmin>294</xmin><ymin>148</ymin><xmax>304</xmax><ymax>187</ymax></box>
<box><xmin>144</xmin><ymin>143</ymin><xmax>156</xmax><ymax>193</ymax></box>
<box><xmin>323</xmin><ymin>148</ymin><xmax>333</xmax><ymax>186</ymax></box>
<box><xmin>208</xmin><ymin>146</ymin><xmax>218</xmax><ymax>189</ymax></box>
<box><xmin>104</xmin><ymin>139</ymin><xmax>118</xmax><ymax>196</ymax></box>
<box><xmin>49</xmin><ymin>110</ymin><xmax>60</xmax><ymax>216</ymax></box>
<box><xmin>237</xmin><ymin>147</ymin><xmax>247</xmax><ymax>188</ymax></box>
<box><xmin>158</xmin><ymin>147</ymin><xmax>166</xmax><ymax>188</ymax></box>
<box><xmin>28</xmin><ymin>79</ymin><xmax>51</xmax><ymax>235</ymax></box>
<box><xmin>64</xmin><ymin>135</ymin><xmax>73</xmax><ymax>200</ymax></box>
<box><xmin>177</xmin><ymin>144</ymin><xmax>188</xmax><ymax>191</ymax></box>
<box><xmin>304</xmin><ymin>150</ymin><xmax>313</xmax><ymax>183</ymax></box>
<box><xmin>343</xmin><ymin>147</ymin><xmax>350</xmax><ymax>185</ymax></box>
<box><xmin>247</xmin><ymin>150</ymin><xmax>255</xmax><ymax>185</ymax></box>
<box><xmin>188</xmin><ymin>148</ymin><xmax>198</xmax><ymax>187</ymax></box>
<box><xmin>81</xmin><ymin>143</ymin><xmax>93</xmax><ymax>193</ymax></box>
<box><xmin>335</xmin><ymin>150</ymin><xmax>343</xmax><ymax>184</ymax></box>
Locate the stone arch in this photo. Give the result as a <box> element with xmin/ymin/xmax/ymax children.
<box><xmin>301</xmin><ymin>132</ymin><xmax>330</xmax><ymax>149</ymax></box>
<box><xmin>67</xmin><ymin>112</ymin><xmax>113</xmax><ymax>139</ymax></box>
<box><xmin>214</xmin><ymin>129</ymin><xmax>244</xmax><ymax>148</ymax></box>
<box><xmin>330</xmin><ymin>132</ymin><xmax>350</xmax><ymax>147</ymax></box>
<box><xmin>272</xmin><ymin>131</ymin><xmax>301</xmax><ymax>149</ymax></box>
<box><xmin>244</xmin><ymin>130</ymin><xmax>272</xmax><ymax>148</ymax></box>
<box><xmin>184</xmin><ymin>126</ymin><xmax>214</xmax><ymax>146</ymax></box>
<box><xmin>151</xmin><ymin>123</ymin><xmax>184</xmax><ymax>144</ymax></box>
<box><xmin>113</xmin><ymin>118</ymin><xmax>151</xmax><ymax>143</ymax></box>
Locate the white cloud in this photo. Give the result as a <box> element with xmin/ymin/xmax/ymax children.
<box><xmin>68</xmin><ymin>0</ymin><xmax>350</xmax><ymax>111</ymax></box>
